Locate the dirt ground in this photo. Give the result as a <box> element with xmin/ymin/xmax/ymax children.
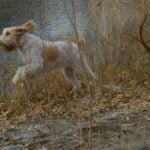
<box><xmin>0</xmin><ymin>109</ymin><xmax>150</xmax><ymax>150</ymax></box>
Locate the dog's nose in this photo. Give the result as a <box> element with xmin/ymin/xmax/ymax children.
<box><xmin>0</xmin><ymin>36</ymin><xmax>3</xmax><ymax>46</ymax></box>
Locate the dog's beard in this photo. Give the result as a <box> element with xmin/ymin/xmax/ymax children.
<box><xmin>0</xmin><ymin>41</ymin><xmax>18</xmax><ymax>52</ymax></box>
<box><xmin>4</xmin><ymin>43</ymin><xmax>17</xmax><ymax>52</ymax></box>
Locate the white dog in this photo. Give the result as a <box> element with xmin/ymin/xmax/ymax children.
<box><xmin>0</xmin><ymin>21</ymin><xmax>96</xmax><ymax>90</ymax></box>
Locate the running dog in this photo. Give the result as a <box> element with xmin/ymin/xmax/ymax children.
<box><xmin>0</xmin><ymin>21</ymin><xmax>96</xmax><ymax>91</ymax></box>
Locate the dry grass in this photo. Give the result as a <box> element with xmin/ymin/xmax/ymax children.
<box><xmin>0</xmin><ymin>59</ymin><xmax>149</xmax><ymax>120</ymax></box>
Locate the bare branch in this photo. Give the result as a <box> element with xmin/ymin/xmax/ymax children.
<box><xmin>138</xmin><ymin>14</ymin><xmax>150</xmax><ymax>53</ymax></box>
<box><xmin>125</xmin><ymin>14</ymin><xmax>150</xmax><ymax>53</ymax></box>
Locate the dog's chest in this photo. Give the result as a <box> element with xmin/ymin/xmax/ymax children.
<box><xmin>19</xmin><ymin>50</ymin><xmax>32</xmax><ymax>64</ymax></box>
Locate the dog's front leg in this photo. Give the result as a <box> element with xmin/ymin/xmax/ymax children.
<box><xmin>12</xmin><ymin>63</ymin><xmax>43</xmax><ymax>85</ymax></box>
<box><xmin>12</xmin><ymin>66</ymin><xmax>26</xmax><ymax>84</ymax></box>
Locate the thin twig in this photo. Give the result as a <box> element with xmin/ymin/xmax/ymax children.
<box><xmin>70</xmin><ymin>1</ymin><xmax>93</xmax><ymax>149</ymax></box>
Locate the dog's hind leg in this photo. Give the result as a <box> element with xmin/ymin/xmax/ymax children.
<box><xmin>63</xmin><ymin>67</ymin><xmax>82</xmax><ymax>91</ymax></box>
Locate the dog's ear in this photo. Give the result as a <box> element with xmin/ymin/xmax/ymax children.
<box><xmin>15</xmin><ymin>20</ymin><xmax>36</xmax><ymax>35</ymax></box>
<box><xmin>21</xmin><ymin>20</ymin><xmax>36</xmax><ymax>32</ymax></box>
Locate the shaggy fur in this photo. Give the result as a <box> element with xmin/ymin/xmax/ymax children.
<box><xmin>0</xmin><ymin>21</ymin><xmax>96</xmax><ymax>90</ymax></box>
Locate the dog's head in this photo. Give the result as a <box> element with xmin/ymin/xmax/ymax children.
<box><xmin>0</xmin><ymin>20</ymin><xmax>36</xmax><ymax>52</ymax></box>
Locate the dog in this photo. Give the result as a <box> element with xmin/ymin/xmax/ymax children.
<box><xmin>0</xmin><ymin>21</ymin><xmax>96</xmax><ymax>91</ymax></box>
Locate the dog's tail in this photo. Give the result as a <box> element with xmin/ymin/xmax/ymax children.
<box><xmin>77</xmin><ymin>34</ymin><xmax>86</xmax><ymax>48</ymax></box>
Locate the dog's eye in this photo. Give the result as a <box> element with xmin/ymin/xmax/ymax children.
<box><xmin>5</xmin><ymin>31</ymin><xmax>11</xmax><ymax>36</ymax></box>
<box><xmin>16</xmin><ymin>29</ymin><xmax>22</xmax><ymax>32</ymax></box>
